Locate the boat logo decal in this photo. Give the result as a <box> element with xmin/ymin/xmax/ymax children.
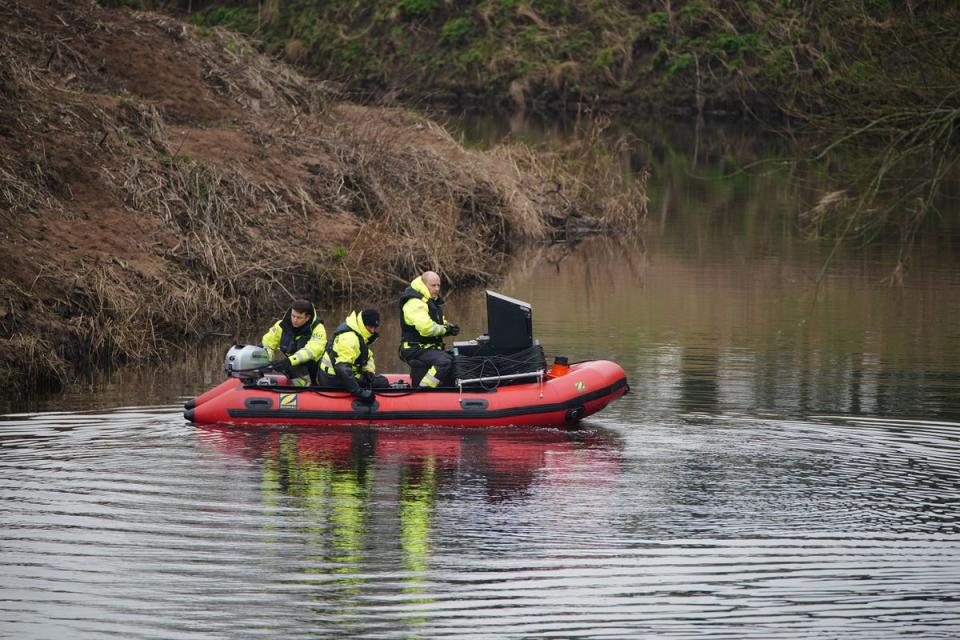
<box><xmin>280</xmin><ymin>393</ymin><xmax>298</xmax><ymax>409</ymax></box>
<box><xmin>574</xmin><ymin>380</ymin><xmax>586</xmax><ymax>392</ymax></box>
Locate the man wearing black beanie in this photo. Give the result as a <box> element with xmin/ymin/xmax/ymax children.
<box><xmin>360</xmin><ymin>308</ymin><xmax>380</xmax><ymax>328</ymax></box>
<box><xmin>318</xmin><ymin>308</ymin><xmax>389</xmax><ymax>401</ymax></box>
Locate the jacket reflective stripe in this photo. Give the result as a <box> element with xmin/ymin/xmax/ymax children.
<box><xmin>419</xmin><ymin>366</ymin><xmax>440</xmax><ymax>388</ymax></box>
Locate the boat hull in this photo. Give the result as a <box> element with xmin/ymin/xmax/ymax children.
<box><xmin>184</xmin><ymin>360</ymin><xmax>628</xmax><ymax>428</ymax></box>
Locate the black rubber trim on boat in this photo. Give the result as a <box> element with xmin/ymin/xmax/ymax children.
<box><xmin>225</xmin><ymin>376</ymin><xmax>628</xmax><ymax>422</ymax></box>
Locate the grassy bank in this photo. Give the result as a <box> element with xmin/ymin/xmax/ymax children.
<box><xmin>0</xmin><ymin>0</ymin><xmax>646</xmax><ymax>398</ymax></box>
<box><xmin>150</xmin><ymin>0</ymin><xmax>957</xmax><ymax>260</ymax></box>
<box><xmin>131</xmin><ymin>2</ymin><xmax>953</xmax><ymax>119</ymax></box>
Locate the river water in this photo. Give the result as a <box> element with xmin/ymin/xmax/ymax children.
<box><xmin>2</xmin><ymin>120</ymin><xmax>960</xmax><ymax>638</ymax></box>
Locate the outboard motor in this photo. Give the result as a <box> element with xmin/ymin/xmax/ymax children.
<box><xmin>224</xmin><ymin>344</ymin><xmax>271</xmax><ymax>380</ymax></box>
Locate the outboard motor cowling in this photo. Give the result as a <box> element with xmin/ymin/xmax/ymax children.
<box><xmin>224</xmin><ymin>344</ymin><xmax>271</xmax><ymax>379</ymax></box>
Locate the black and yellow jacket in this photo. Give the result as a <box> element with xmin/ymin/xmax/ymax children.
<box><xmin>320</xmin><ymin>310</ymin><xmax>378</xmax><ymax>385</ymax></box>
<box><xmin>399</xmin><ymin>276</ymin><xmax>450</xmax><ymax>352</ymax></box>
<box><xmin>261</xmin><ymin>305</ymin><xmax>326</xmax><ymax>381</ymax></box>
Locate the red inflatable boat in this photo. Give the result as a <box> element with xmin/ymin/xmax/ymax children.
<box><xmin>184</xmin><ymin>359</ymin><xmax>628</xmax><ymax>428</ymax></box>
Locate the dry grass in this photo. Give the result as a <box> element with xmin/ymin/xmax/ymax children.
<box><xmin>0</xmin><ymin>37</ymin><xmax>61</xmax><ymax>219</ymax></box>
<box><xmin>307</xmin><ymin>106</ymin><xmax>556</xmax><ymax>294</ymax></box>
<box><xmin>0</xmin><ymin>334</ymin><xmax>66</xmax><ymax>393</ymax></box>
<box><xmin>504</xmin><ymin>112</ymin><xmax>650</xmax><ymax>236</ymax></box>
<box><xmin>0</xmin><ymin>1</ymin><xmax>648</xmax><ymax>398</ymax></box>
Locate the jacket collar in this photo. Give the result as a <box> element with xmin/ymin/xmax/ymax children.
<box><xmin>345</xmin><ymin>310</ymin><xmax>373</xmax><ymax>341</ymax></box>
<box><xmin>410</xmin><ymin>276</ymin><xmax>432</xmax><ymax>301</ymax></box>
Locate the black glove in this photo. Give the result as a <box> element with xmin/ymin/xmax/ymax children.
<box><xmin>445</xmin><ymin>323</ymin><xmax>460</xmax><ymax>336</ymax></box>
<box><xmin>356</xmin><ymin>388</ymin><xmax>375</xmax><ymax>404</ymax></box>
<box><xmin>272</xmin><ymin>354</ymin><xmax>292</xmax><ymax>374</ymax></box>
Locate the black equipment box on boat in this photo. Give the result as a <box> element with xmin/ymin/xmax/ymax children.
<box><xmin>451</xmin><ymin>291</ymin><xmax>543</xmax><ymax>387</ymax></box>
<box><xmin>453</xmin><ymin>290</ymin><xmax>533</xmax><ymax>357</ymax></box>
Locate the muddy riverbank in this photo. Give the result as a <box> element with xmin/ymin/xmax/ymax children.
<box><xmin>0</xmin><ymin>0</ymin><xmax>646</xmax><ymax>396</ymax></box>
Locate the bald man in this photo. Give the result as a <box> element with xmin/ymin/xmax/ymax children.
<box><xmin>398</xmin><ymin>271</ymin><xmax>460</xmax><ymax>387</ymax></box>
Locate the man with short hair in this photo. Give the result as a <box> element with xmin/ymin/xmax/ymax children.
<box><xmin>319</xmin><ymin>309</ymin><xmax>389</xmax><ymax>402</ymax></box>
<box><xmin>261</xmin><ymin>299</ymin><xmax>326</xmax><ymax>387</ymax></box>
<box><xmin>399</xmin><ymin>271</ymin><xmax>459</xmax><ymax>388</ymax></box>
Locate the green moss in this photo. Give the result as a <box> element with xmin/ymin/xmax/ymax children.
<box><xmin>667</xmin><ymin>52</ymin><xmax>692</xmax><ymax>76</ymax></box>
<box><xmin>459</xmin><ymin>43</ymin><xmax>488</xmax><ymax>67</ymax></box>
<box><xmin>530</xmin><ymin>0</ymin><xmax>574</xmax><ymax>21</ymax></box>
<box><xmin>569</xmin><ymin>30</ymin><xmax>595</xmax><ymax>52</ymax></box>
<box><xmin>765</xmin><ymin>45</ymin><xmax>793</xmax><ymax>80</ymax></box>
<box><xmin>159</xmin><ymin>153</ymin><xmax>193</xmax><ymax>168</ymax></box>
<box><xmin>519</xmin><ymin>26</ymin><xmax>548</xmax><ymax>49</ymax></box>
<box><xmin>644</xmin><ymin>11</ymin><xmax>668</xmax><ymax>29</ymax></box>
<box><xmin>341</xmin><ymin>42</ymin><xmax>368</xmax><ymax>67</ymax></box>
<box><xmin>678</xmin><ymin>0</ymin><xmax>708</xmax><ymax>25</ymax></box>
<box><xmin>594</xmin><ymin>47</ymin><xmax>614</xmax><ymax>70</ymax></box>
<box><xmin>330</xmin><ymin>247</ymin><xmax>348</xmax><ymax>263</ymax></box>
<box><xmin>224</xmin><ymin>41</ymin><xmax>253</xmax><ymax>56</ymax></box>
<box><xmin>401</xmin><ymin>0</ymin><xmax>437</xmax><ymax>17</ymax></box>
<box><xmin>441</xmin><ymin>17</ymin><xmax>474</xmax><ymax>42</ymax></box>
<box><xmin>189</xmin><ymin>6</ymin><xmax>259</xmax><ymax>34</ymax></box>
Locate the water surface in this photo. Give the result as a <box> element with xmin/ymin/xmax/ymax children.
<box><xmin>3</xmin><ymin>120</ymin><xmax>960</xmax><ymax>638</ymax></box>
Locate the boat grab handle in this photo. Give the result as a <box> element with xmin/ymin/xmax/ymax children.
<box><xmin>456</xmin><ymin>369</ymin><xmax>545</xmax><ymax>400</ymax></box>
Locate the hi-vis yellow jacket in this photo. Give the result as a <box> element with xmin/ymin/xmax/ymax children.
<box><xmin>261</xmin><ymin>305</ymin><xmax>326</xmax><ymax>368</ymax></box>
<box><xmin>400</xmin><ymin>276</ymin><xmax>449</xmax><ymax>350</ymax></box>
<box><xmin>320</xmin><ymin>310</ymin><xmax>377</xmax><ymax>379</ymax></box>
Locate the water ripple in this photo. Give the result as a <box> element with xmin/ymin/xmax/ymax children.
<box><xmin>2</xmin><ymin>406</ymin><xmax>960</xmax><ymax>638</ymax></box>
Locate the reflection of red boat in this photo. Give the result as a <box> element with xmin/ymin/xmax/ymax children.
<box><xmin>196</xmin><ymin>423</ymin><xmax>624</xmax><ymax>482</ymax></box>
<box><xmin>185</xmin><ymin>360</ymin><xmax>628</xmax><ymax>428</ymax></box>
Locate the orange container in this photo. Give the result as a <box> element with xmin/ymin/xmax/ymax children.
<box><xmin>548</xmin><ymin>356</ymin><xmax>570</xmax><ymax>378</ymax></box>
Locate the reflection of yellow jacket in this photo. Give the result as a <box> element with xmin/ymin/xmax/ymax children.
<box><xmin>319</xmin><ymin>311</ymin><xmax>377</xmax><ymax>378</ymax></box>
<box><xmin>400</xmin><ymin>459</ymin><xmax>435</xmax><ymax>574</ymax></box>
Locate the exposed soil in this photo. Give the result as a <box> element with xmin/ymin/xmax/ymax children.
<box><xmin>0</xmin><ymin>0</ymin><xmax>645</xmax><ymax>396</ymax></box>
